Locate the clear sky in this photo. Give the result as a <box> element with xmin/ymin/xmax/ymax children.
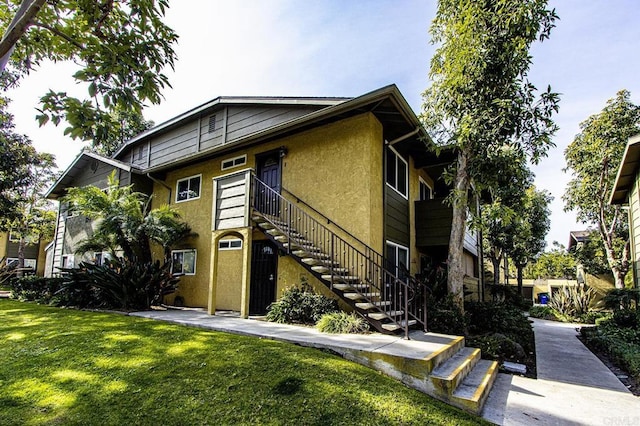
<box><xmin>6</xmin><ymin>0</ymin><xmax>640</xmax><ymax>249</ymax></box>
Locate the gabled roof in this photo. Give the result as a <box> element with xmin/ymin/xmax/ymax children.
<box><xmin>610</xmin><ymin>134</ymin><xmax>640</xmax><ymax>204</ymax></box>
<box><xmin>115</xmin><ymin>84</ymin><xmax>432</xmax><ymax>174</ymax></box>
<box><xmin>46</xmin><ymin>150</ymin><xmax>137</xmax><ymax>200</ymax></box>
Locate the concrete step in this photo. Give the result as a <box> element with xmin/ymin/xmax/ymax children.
<box><xmin>368</xmin><ymin>310</ymin><xmax>404</xmax><ymax>321</ymax></box>
<box><xmin>301</xmin><ymin>257</ymin><xmax>338</xmax><ymax>266</ymax></box>
<box><xmin>342</xmin><ymin>292</ymin><xmax>380</xmax><ymax>300</ymax></box>
<box><xmin>430</xmin><ymin>347</ymin><xmax>481</xmax><ymax>396</ymax></box>
<box><xmin>380</xmin><ymin>319</ymin><xmax>417</xmax><ymax>332</ymax></box>
<box><xmin>294</xmin><ymin>251</ymin><xmax>331</xmax><ymax>260</ymax></box>
<box><xmin>284</xmin><ymin>242</ymin><xmax>322</xmax><ymax>252</ymax></box>
<box><xmin>321</xmin><ymin>274</ymin><xmax>360</xmax><ymax>282</ymax></box>
<box><xmin>451</xmin><ymin>359</ymin><xmax>498</xmax><ymax>415</ymax></box>
<box><xmin>355</xmin><ymin>300</ymin><xmax>391</xmax><ymax>310</ymax></box>
<box><xmin>311</xmin><ymin>266</ymin><xmax>349</xmax><ymax>274</ymax></box>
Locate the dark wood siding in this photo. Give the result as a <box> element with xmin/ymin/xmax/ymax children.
<box><xmin>6</xmin><ymin>241</ymin><xmax>39</xmax><ymax>259</ymax></box>
<box><xmin>385</xmin><ymin>186</ymin><xmax>409</xmax><ymax>246</ymax></box>
<box><xmin>415</xmin><ymin>198</ymin><xmax>451</xmax><ymax>247</ymax></box>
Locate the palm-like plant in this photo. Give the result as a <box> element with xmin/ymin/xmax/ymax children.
<box><xmin>64</xmin><ymin>171</ymin><xmax>193</xmax><ymax>264</ymax></box>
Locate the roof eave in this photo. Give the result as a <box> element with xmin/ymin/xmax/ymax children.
<box><xmin>610</xmin><ymin>134</ymin><xmax>640</xmax><ymax>205</ymax></box>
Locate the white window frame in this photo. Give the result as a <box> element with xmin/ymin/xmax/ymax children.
<box><xmin>386</xmin><ymin>146</ymin><xmax>408</xmax><ymax>199</ymax></box>
<box><xmin>418</xmin><ymin>177</ymin><xmax>433</xmax><ymax>201</ymax></box>
<box><xmin>94</xmin><ymin>251</ymin><xmax>112</xmax><ymax>266</ymax></box>
<box><xmin>6</xmin><ymin>258</ymin><xmax>36</xmax><ymax>269</ymax></box>
<box><xmin>386</xmin><ymin>241</ymin><xmax>409</xmax><ymax>277</ymax></box>
<box><xmin>218</xmin><ymin>239</ymin><xmax>243</xmax><ymax>250</ymax></box>
<box><xmin>176</xmin><ymin>174</ymin><xmax>202</xmax><ymax>203</ymax></box>
<box><xmin>171</xmin><ymin>249</ymin><xmax>197</xmax><ymax>275</ymax></box>
<box><xmin>221</xmin><ymin>154</ymin><xmax>247</xmax><ymax>171</ymax></box>
<box><xmin>8</xmin><ymin>231</ymin><xmax>19</xmax><ymax>242</ymax></box>
<box><xmin>61</xmin><ymin>254</ymin><xmax>75</xmax><ymax>269</ymax></box>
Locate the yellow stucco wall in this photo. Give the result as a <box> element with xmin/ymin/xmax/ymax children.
<box><xmin>215</xmin><ymin>241</ymin><xmax>244</xmax><ymax>311</ymax></box>
<box><xmin>0</xmin><ymin>232</ymin><xmax>7</xmax><ymax>260</ymax></box>
<box><xmin>150</xmin><ymin>112</ymin><xmax>386</xmax><ymax>308</ymax></box>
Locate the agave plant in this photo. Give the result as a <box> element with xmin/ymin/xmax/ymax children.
<box><xmin>549</xmin><ymin>284</ymin><xmax>595</xmax><ymax>317</ymax></box>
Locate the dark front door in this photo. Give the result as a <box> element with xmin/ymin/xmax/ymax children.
<box><xmin>255</xmin><ymin>154</ymin><xmax>282</xmax><ymax>216</ymax></box>
<box><xmin>249</xmin><ymin>240</ymin><xmax>278</xmax><ymax>315</ymax></box>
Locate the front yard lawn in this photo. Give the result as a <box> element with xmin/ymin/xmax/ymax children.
<box><xmin>0</xmin><ymin>300</ymin><xmax>485</xmax><ymax>425</ymax></box>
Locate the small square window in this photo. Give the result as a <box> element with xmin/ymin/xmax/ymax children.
<box><xmin>61</xmin><ymin>254</ymin><xmax>75</xmax><ymax>269</ymax></box>
<box><xmin>176</xmin><ymin>175</ymin><xmax>201</xmax><ymax>202</ymax></box>
<box><xmin>218</xmin><ymin>239</ymin><xmax>243</xmax><ymax>250</ymax></box>
<box><xmin>8</xmin><ymin>232</ymin><xmax>19</xmax><ymax>242</ymax></box>
<box><xmin>221</xmin><ymin>155</ymin><xmax>247</xmax><ymax>171</ymax></box>
<box><xmin>94</xmin><ymin>252</ymin><xmax>112</xmax><ymax>266</ymax></box>
<box><xmin>171</xmin><ymin>249</ymin><xmax>196</xmax><ymax>275</ymax></box>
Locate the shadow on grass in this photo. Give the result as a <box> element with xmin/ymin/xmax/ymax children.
<box><xmin>0</xmin><ymin>299</ymin><xmax>485</xmax><ymax>425</ymax></box>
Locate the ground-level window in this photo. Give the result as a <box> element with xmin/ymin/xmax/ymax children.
<box><xmin>171</xmin><ymin>249</ymin><xmax>196</xmax><ymax>275</ymax></box>
<box><xmin>6</xmin><ymin>258</ymin><xmax>36</xmax><ymax>269</ymax></box>
<box><xmin>218</xmin><ymin>239</ymin><xmax>243</xmax><ymax>250</ymax></box>
<box><xmin>176</xmin><ymin>175</ymin><xmax>201</xmax><ymax>202</ymax></box>
<box><xmin>94</xmin><ymin>252</ymin><xmax>112</xmax><ymax>266</ymax></box>
<box><xmin>386</xmin><ymin>147</ymin><xmax>408</xmax><ymax>198</ymax></box>
<box><xmin>419</xmin><ymin>178</ymin><xmax>433</xmax><ymax>201</ymax></box>
<box><xmin>61</xmin><ymin>254</ymin><xmax>75</xmax><ymax>269</ymax></box>
<box><xmin>386</xmin><ymin>241</ymin><xmax>409</xmax><ymax>279</ymax></box>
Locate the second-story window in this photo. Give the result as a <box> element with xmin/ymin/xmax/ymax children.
<box><xmin>419</xmin><ymin>178</ymin><xmax>433</xmax><ymax>201</ymax></box>
<box><xmin>176</xmin><ymin>175</ymin><xmax>201</xmax><ymax>202</ymax></box>
<box><xmin>386</xmin><ymin>147</ymin><xmax>408</xmax><ymax>198</ymax></box>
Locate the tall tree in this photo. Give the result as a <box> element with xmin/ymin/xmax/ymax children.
<box><xmin>0</xmin><ymin>0</ymin><xmax>177</xmax><ymax>152</ymax></box>
<box><xmin>510</xmin><ymin>187</ymin><xmax>552</xmax><ymax>293</ymax></box>
<box><xmin>0</xmin><ymin>94</ymin><xmax>44</xmax><ymax>222</ymax></box>
<box><xmin>564</xmin><ymin>90</ymin><xmax>640</xmax><ymax>288</ymax></box>
<box><xmin>524</xmin><ymin>242</ymin><xmax>576</xmax><ymax>280</ymax></box>
<box><xmin>421</xmin><ymin>0</ymin><xmax>559</xmax><ymax>305</ymax></box>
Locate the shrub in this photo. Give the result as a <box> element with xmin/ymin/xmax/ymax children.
<box><xmin>8</xmin><ymin>275</ymin><xmax>65</xmax><ymax>303</ymax></box>
<box><xmin>316</xmin><ymin>312</ymin><xmax>369</xmax><ymax>334</ymax></box>
<box><xmin>612</xmin><ymin>309</ymin><xmax>639</xmax><ymax>328</ymax></box>
<box><xmin>466</xmin><ymin>333</ymin><xmax>526</xmax><ymax>364</ymax></box>
<box><xmin>426</xmin><ymin>294</ymin><xmax>466</xmax><ymax>335</ymax></box>
<box><xmin>266</xmin><ymin>282</ymin><xmax>339</xmax><ymax>325</ymax></box>
<box><xmin>548</xmin><ymin>284</ymin><xmax>594</xmax><ymax>317</ymax></box>
<box><xmin>603</xmin><ymin>288</ymin><xmax>640</xmax><ymax>311</ymax></box>
<box><xmin>582</xmin><ymin>319</ymin><xmax>640</xmax><ymax>382</ymax></box>
<box><xmin>466</xmin><ymin>302</ymin><xmax>535</xmax><ymax>354</ymax></box>
<box><xmin>528</xmin><ymin>305</ymin><xmax>557</xmax><ymax>320</ymax></box>
<box><xmin>59</xmin><ymin>259</ymin><xmax>179</xmax><ymax>310</ymax></box>
<box><xmin>576</xmin><ymin>311</ymin><xmax>610</xmax><ymax>325</ymax></box>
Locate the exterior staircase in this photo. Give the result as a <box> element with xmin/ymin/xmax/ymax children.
<box><xmin>251</xmin><ymin>174</ymin><xmax>426</xmax><ymax>336</ymax></box>
<box><xmin>249</xmin><ymin>174</ymin><xmax>499</xmax><ymax>414</ymax></box>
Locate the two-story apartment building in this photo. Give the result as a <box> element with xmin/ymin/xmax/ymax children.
<box><xmin>46</xmin><ymin>85</ymin><xmax>481</xmax><ymax>334</ymax></box>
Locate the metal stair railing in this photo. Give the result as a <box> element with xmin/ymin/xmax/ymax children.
<box><xmin>251</xmin><ymin>173</ymin><xmax>427</xmax><ymax>337</ymax></box>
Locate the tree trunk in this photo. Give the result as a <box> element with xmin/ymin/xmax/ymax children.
<box><xmin>490</xmin><ymin>255</ymin><xmax>501</xmax><ymax>286</ymax></box>
<box><xmin>447</xmin><ymin>150</ymin><xmax>471</xmax><ymax>309</ymax></box>
<box><xmin>602</xmin><ymin>231</ymin><xmax>629</xmax><ymax>289</ymax></box>
<box><xmin>0</xmin><ymin>0</ymin><xmax>47</xmax><ymax>69</ymax></box>
<box><xmin>516</xmin><ymin>262</ymin><xmax>524</xmax><ymax>296</ymax></box>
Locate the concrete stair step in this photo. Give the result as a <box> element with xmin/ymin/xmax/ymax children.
<box><xmin>368</xmin><ymin>310</ymin><xmax>404</xmax><ymax>321</ymax></box>
<box><xmin>451</xmin><ymin>359</ymin><xmax>499</xmax><ymax>415</ymax></box>
<box><xmin>342</xmin><ymin>292</ymin><xmax>380</xmax><ymax>300</ymax></box>
<box><xmin>380</xmin><ymin>319</ymin><xmax>417</xmax><ymax>332</ymax></box>
<box><xmin>294</xmin><ymin>251</ymin><xmax>331</xmax><ymax>259</ymax></box>
<box><xmin>321</xmin><ymin>275</ymin><xmax>360</xmax><ymax>282</ymax></box>
<box><xmin>355</xmin><ymin>300</ymin><xmax>391</xmax><ymax>310</ymax></box>
<box><xmin>431</xmin><ymin>347</ymin><xmax>481</xmax><ymax>396</ymax></box>
<box><xmin>283</xmin><ymin>242</ymin><xmax>322</xmax><ymax>252</ymax></box>
<box><xmin>301</xmin><ymin>257</ymin><xmax>338</xmax><ymax>266</ymax></box>
<box><xmin>310</xmin><ymin>266</ymin><xmax>349</xmax><ymax>274</ymax></box>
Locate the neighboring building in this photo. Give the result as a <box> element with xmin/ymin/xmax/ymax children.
<box><xmin>46</xmin><ymin>85</ymin><xmax>481</xmax><ymax>334</ymax></box>
<box><xmin>610</xmin><ymin>133</ymin><xmax>640</xmax><ymax>288</ymax></box>
<box><xmin>0</xmin><ymin>231</ymin><xmax>48</xmax><ymax>276</ymax></box>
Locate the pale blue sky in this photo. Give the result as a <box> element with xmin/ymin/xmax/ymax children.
<box><xmin>7</xmin><ymin>0</ymin><xmax>640</xmax><ymax>248</ymax></box>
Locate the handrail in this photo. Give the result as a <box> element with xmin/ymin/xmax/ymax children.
<box><xmin>280</xmin><ymin>187</ymin><xmax>382</xmax><ymax>258</ymax></box>
<box><xmin>251</xmin><ymin>173</ymin><xmax>427</xmax><ymax>337</ymax></box>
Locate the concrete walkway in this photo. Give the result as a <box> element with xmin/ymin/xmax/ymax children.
<box><xmin>130</xmin><ymin>310</ymin><xmax>640</xmax><ymax>425</ymax></box>
<box><xmin>483</xmin><ymin>318</ymin><xmax>639</xmax><ymax>425</ymax></box>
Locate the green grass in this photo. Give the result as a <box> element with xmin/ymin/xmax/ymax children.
<box><xmin>0</xmin><ymin>300</ymin><xmax>485</xmax><ymax>425</ymax></box>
